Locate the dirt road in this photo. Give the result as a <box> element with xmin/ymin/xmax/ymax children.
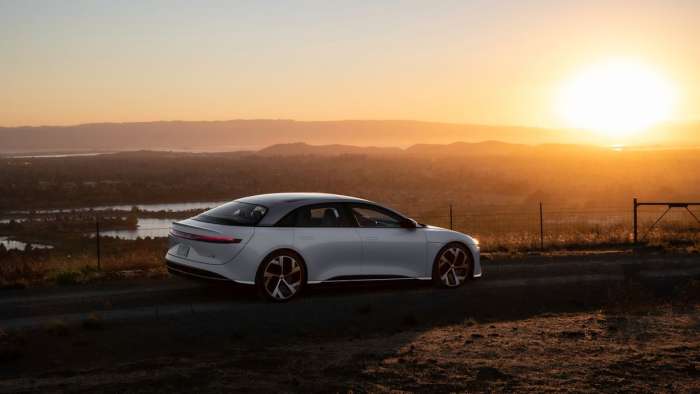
<box><xmin>1</xmin><ymin>252</ymin><xmax>699</xmax><ymax>392</ymax></box>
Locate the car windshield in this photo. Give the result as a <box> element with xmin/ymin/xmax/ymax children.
<box><xmin>193</xmin><ymin>201</ymin><xmax>267</xmax><ymax>226</ymax></box>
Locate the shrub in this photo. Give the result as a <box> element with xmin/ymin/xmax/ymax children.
<box><xmin>51</xmin><ymin>269</ymin><xmax>81</xmax><ymax>286</ymax></box>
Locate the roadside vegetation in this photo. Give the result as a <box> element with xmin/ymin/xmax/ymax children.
<box><xmin>0</xmin><ymin>237</ymin><xmax>167</xmax><ymax>288</ymax></box>
<box><xmin>0</xmin><ymin>232</ymin><xmax>697</xmax><ymax>289</ymax></box>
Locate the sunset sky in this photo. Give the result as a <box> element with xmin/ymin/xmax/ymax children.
<box><xmin>1</xmin><ymin>0</ymin><xmax>699</xmax><ymax>135</ymax></box>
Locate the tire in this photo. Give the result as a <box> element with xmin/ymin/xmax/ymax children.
<box><xmin>432</xmin><ymin>243</ymin><xmax>473</xmax><ymax>288</ymax></box>
<box><xmin>256</xmin><ymin>250</ymin><xmax>306</xmax><ymax>302</ymax></box>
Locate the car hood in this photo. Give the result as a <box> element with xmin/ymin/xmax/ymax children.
<box><xmin>422</xmin><ymin>225</ymin><xmax>479</xmax><ymax>246</ymax></box>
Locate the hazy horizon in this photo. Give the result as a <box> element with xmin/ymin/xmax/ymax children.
<box><xmin>3</xmin><ymin>118</ymin><xmax>700</xmax><ymax>155</ymax></box>
<box><xmin>4</xmin><ymin>116</ymin><xmax>700</xmax><ymax>130</ymax></box>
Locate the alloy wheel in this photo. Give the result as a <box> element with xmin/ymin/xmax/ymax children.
<box><xmin>437</xmin><ymin>246</ymin><xmax>470</xmax><ymax>287</ymax></box>
<box><xmin>262</xmin><ymin>254</ymin><xmax>303</xmax><ymax>301</ymax></box>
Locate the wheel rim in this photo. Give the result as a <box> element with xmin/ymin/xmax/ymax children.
<box><xmin>263</xmin><ymin>255</ymin><xmax>303</xmax><ymax>300</ymax></box>
<box><xmin>437</xmin><ymin>247</ymin><xmax>470</xmax><ymax>287</ymax></box>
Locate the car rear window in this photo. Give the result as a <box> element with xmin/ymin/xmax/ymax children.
<box><xmin>193</xmin><ymin>201</ymin><xmax>267</xmax><ymax>226</ymax></box>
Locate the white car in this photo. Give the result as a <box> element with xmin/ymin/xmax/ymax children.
<box><xmin>165</xmin><ymin>193</ymin><xmax>481</xmax><ymax>301</ymax></box>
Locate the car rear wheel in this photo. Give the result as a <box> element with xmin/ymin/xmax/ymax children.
<box><xmin>256</xmin><ymin>251</ymin><xmax>306</xmax><ymax>302</ymax></box>
<box><xmin>432</xmin><ymin>243</ymin><xmax>472</xmax><ymax>288</ymax></box>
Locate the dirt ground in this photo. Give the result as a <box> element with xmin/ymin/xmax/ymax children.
<box><xmin>1</xmin><ymin>303</ymin><xmax>699</xmax><ymax>393</ymax></box>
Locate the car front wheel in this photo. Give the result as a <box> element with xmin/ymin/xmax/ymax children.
<box><xmin>432</xmin><ymin>243</ymin><xmax>473</xmax><ymax>288</ymax></box>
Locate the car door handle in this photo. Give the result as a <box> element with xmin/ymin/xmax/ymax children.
<box><xmin>366</xmin><ymin>236</ymin><xmax>379</xmax><ymax>241</ymax></box>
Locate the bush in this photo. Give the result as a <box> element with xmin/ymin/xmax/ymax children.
<box><xmin>52</xmin><ymin>269</ymin><xmax>81</xmax><ymax>286</ymax></box>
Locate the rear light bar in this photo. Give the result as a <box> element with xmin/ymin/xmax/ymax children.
<box><xmin>169</xmin><ymin>229</ymin><xmax>241</xmax><ymax>244</ymax></box>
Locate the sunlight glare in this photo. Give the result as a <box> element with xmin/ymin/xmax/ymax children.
<box><xmin>557</xmin><ymin>59</ymin><xmax>676</xmax><ymax>140</ymax></box>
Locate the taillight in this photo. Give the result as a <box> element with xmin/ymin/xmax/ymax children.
<box><xmin>169</xmin><ymin>229</ymin><xmax>241</xmax><ymax>244</ymax></box>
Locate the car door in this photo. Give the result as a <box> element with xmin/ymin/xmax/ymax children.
<box><xmin>350</xmin><ymin>204</ymin><xmax>428</xmax><ymax>278</ymax></box>
<box><xmin>290</xmin><ymin>203</ymin><xmax>364</xmax><ymax>282</ymax></box>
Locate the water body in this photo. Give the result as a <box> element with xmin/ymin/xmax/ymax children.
<box><xmin>4</xmin><ymin>146</ymin><xmax>256</xmax><ymax>159</ymax></box>
<box><xmin>7</xmin><ymin>152</ymin><xmax>110</xmax><ymax>159</ymax></box>
<box><xmin>97</xmin><ymin>201</ymin><xmax>226</xmax><ymax>212</ymax></box>
<box><xmin>1</xmin><ymin>218</ymin><xmax>176</xmax><ymax>247</ymax></box>
<box><xmin>0</xmin><ymin>218</ymin><xmax>27</xmax><ymax>224</ymax></box>
<box><xmin>99</xmin><ymin>218</ymin><xmax>174</xmax><ymax>239</ymax></box>
<box><xmin>2</xmin><ymin>203</ymin><xmax>217</xmax><ymax>242</ymax></box>
<box><xmin>7</xmin><ymin>201</ymin><xmax>227</xmax><ymax>215</ymax></box>
<box><xmin>0</xmin><ymin>236</ymin><xmax>54</xmax><ymax>251</ymax></box>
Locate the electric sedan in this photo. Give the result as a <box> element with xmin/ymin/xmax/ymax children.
<box><xmin>165</xmin><ymin>193</ymin><xmax>481</xmax><ymax>301</ymax></box>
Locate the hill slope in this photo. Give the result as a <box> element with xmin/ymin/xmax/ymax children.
<box><xmin>0</xmin><ymin>120</ymin><xmax>568</xmax><ymax>154</ymax></box>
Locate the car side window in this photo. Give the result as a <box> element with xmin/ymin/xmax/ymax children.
<box><xmin>351</xmin><ymin>205</ymin><xmax>402</xmax><ymax>228</ymax></box>
<box><xmin>284</xmin><ymin>204</ymin><xmax>353</xmax><ymax>227</ymax></box>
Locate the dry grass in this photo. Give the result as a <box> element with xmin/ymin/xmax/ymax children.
<box><xmin>0</xmin><ymin>248</ymin><xmax>166</xmax><ymax>288</ymax></box>
<box><xmin>350</xmin><ymin>305</ymin><xmax>700</xmax><ymax>392</ymax></box>
<box><xmin>434</xmin><ymin>210</ymin><xmax>700</xmax><ymax>253</ymax></box>
<box><xmin>469</xmin><ymin>224</ymin><xmax>699</xmax><ymax>253</ymax></box>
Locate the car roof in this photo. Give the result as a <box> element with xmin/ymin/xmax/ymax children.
<box><xmin>237</xmin><ymin>192</ymin><xmax>371</xmax><ymax>207</ymax></box>
<box><xmin>235</xmin><ymin>193</ymin><xmax>376</xmax><ymax>225</ymax></box>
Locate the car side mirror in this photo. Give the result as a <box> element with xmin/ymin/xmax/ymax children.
<box><xmin>399</xmin><ymin>218</ymin><xmax>417</xmax><ymax>229</ymax></box>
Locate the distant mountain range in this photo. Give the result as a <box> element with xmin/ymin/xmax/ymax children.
<box><xmin>256</xmin><ymin>142</ymin><xmax>404</xmax><ymax>156</ymax></box>
<box><xmin>0</xmin><ymin>119</ymin><xmax>567</xmax><ymax>154</ymax></box>
<box><xmin>1</xmin><ymin>119</ymin><xmax>697</xmax><ymax>154</ymax></box>
<box><xmin>254</xmin><ymin>141</ymin><xmax>609</xmax><ymax>157</ymax></box>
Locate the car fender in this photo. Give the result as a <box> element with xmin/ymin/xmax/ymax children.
<box><xmin>423</xmin><ymin>226</ymin><xmax>481</xmax><ymax>278</ymax></box>
<box><xmin>222</xmin><ymin>227</ymin><xmax>299</xmax><ymax>284</ymax></box>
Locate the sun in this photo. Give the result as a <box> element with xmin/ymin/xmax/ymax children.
<box><xmin>556</xmin><ymin>59</ymin><xmax>676</xmax><ymax>140</ymax></box>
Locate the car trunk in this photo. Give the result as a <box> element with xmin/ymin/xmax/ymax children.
<box><xmin>167</xmin><ymin>219</ymin><xmax>254</xmax><ymax>265</ymax></box>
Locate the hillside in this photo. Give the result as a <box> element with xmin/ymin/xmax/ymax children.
<box><xmin>0</xmin><ymin>120</ymin><xmax>570</xmax><ymax>154</ymax></box>
<box><xmin>257</xmin><ymin>142</ymin><xmax>403</xmax><ymax>156</ymax></box>
<box><xmin>240</xmin><ymin>141</ymin><xmax>608</xmax><ymax>158</ymax></box>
